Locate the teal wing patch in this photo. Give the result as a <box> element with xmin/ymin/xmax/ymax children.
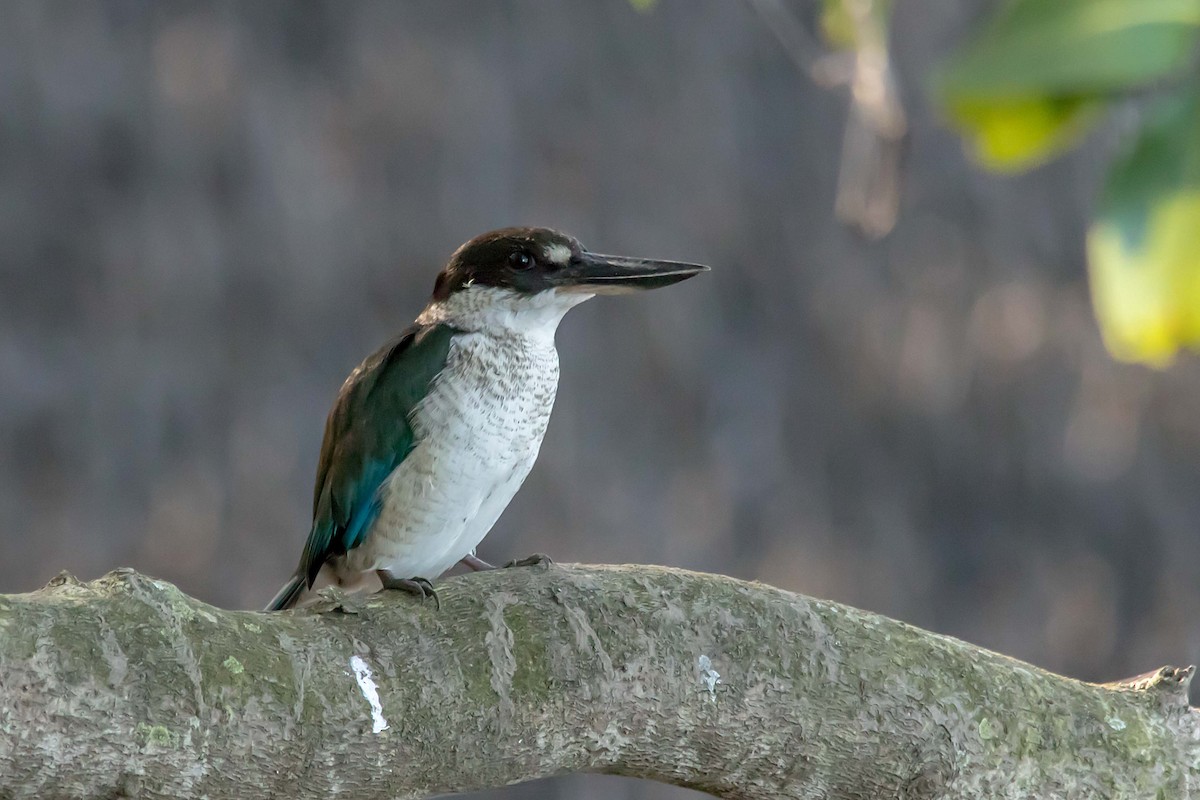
<box><xmin>296</xmin><ymin>323</ymin><xmax>458</xmax><ymax>587</ymax></box>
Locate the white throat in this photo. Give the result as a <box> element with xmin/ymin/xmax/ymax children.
<box><xmin>417</xmin><ymin>286</ymin><xmax>593</xmax><ymax>341</ymax></box>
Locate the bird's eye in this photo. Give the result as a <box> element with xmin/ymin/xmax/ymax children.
<box><xmin>509</xmin><ymin>251</ymin><xmax>534</xmax><ymax>270</ymax></box>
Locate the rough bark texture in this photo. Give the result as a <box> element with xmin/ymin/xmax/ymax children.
<box><xmin>0</xmin><ymin>564</ymin><xmax>1196</xmax><ymax>800</ymax></box>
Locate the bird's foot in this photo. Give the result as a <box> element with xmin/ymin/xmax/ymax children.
<box><xmin>503</xmin><ymin>553</ymin><xmax>554</xmax><ymax>569</ymax></box>
<box><xmin>459</xmin><ymin>553</ymin><xmax>497</xmax><ymax>572</ymax></box>
<box><xmin>376</xmin><ymin>571</ymin><xmax>440</xmax><ymax>610</ymax></box>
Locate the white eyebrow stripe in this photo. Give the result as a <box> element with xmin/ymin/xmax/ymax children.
<box><xmin>544</xmin><ymin>243</ymin><xmax>572</xmax><ymax>265</ymax></box>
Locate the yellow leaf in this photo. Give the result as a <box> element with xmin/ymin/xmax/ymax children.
<box><xmin>820</xmin><ymin>0</ymin><xmax>894</xmax><ymax>51</ymax></box>
<box><xmin>1088</xmin><ymin>192</ymin><xmax>1200</xmax><ymax>366</ymax></box>
<box><xmin>1087</xmin><ymin>87</ymin><xmax>1200</xmax><ymax>366</ymax></box>
<box><xmin>946</xmin><ymin>95</ymin><xmax>1102</xmax><ymax>172</ymax></box>
<box><xmin>820</xmin><ymin>0</ymin><xmax>858</xmax><ymax>49</ymax></box>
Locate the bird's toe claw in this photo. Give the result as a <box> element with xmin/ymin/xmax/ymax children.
<box><xmin>377</xmin><ymin>572</ymin><xmax>440</xmax><ymax>610</ymax></box>
<box><xmin>503</xmin><ymin>553</ymin><xmax>554</xmax><ymax>569</ymax></box>
<box><xmin>459</xmin><ymin>553</ymin><xmax>497</xmax><ymax>572</ymax></box>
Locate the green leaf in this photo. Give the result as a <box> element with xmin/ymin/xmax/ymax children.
<box><xmin>939</xmin><ymin>0</ymin><xmax>1200</xmax><ymax>98</ymax></box>
<box><xmin>1087</xmin><ymin>87</ymin><xmax>1200</xmax><ymax>366</ymax></box>
<box><xmin>935</xmin><ymin>0</ymin><xmax>1200</xmax><ymax>171</ymax></box>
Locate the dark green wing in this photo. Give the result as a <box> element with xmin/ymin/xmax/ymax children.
<box><xmin>296</xmin><ymin>322</ymin><xmax>458</xmax><ymax>588</ymax></box>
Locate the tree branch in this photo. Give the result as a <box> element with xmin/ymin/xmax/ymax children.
<box><xmin>1</xmin><ymin>564</ymin><xmax>1196</xmax><ymax>799</ymax></box>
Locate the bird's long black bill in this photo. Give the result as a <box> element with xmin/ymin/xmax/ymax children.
<box><xmin>566</xmin><ymin>252</ymin><xmax>710</xmax><ymax>294</ymax></box>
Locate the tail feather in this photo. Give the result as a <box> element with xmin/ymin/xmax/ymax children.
<box><xmin>264</xmin><ymin>574</ymin><xmax>307</xmax><ymax>611</ymax></box>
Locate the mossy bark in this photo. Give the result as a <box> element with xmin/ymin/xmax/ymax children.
<box><xmin>0</xmin><ymin>564</ymin><xmax>1196</xmax><ymax>799</ymax></box>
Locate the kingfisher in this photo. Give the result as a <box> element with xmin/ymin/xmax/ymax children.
<box><xmin>265</xmin><ymin>227</ymin><xmax>707</xmax><ymax>610</ymax></box>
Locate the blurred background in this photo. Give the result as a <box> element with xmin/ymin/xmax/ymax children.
<box><xmin>2</xmin><ymin>2</ymin><xmax>1198</xmax><ymax>798</ymax></box>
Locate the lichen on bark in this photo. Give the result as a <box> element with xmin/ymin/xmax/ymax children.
<box><xmin>0</xmin><ymin>564</ymin><xmax>1196</xmax><ymax>799</ymax></box>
